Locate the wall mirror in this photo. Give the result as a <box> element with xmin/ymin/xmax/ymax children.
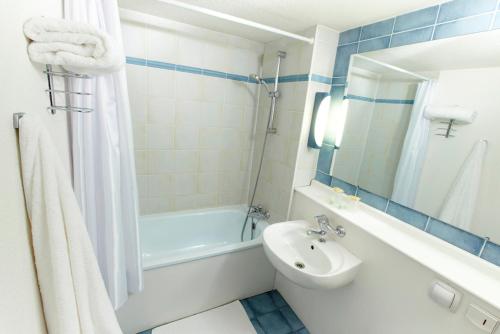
<box><xmin>327</xmin><ymin>29</ymin><xmax>500</xmax><ymax>246</ymax></box>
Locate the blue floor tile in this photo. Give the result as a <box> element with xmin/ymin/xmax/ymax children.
<box><xmin>251</xmin><ymin>319</ymin><xmax>266</xmax><ymax>334</ymax></box>
<box><xmin>242</xmin><ymin>290</ymin><xmax>308</xmax><ymax>334</ymax></box>
<box><xmin>246</xmin><ymin>292</ymin><xmax>278</xmax><ymax>314</ymax></box>
<box><xmin>280</xmin><ymin>306</ymin><xmax>305</xmax><ymax>331</ymax></box>
<box><xmin>270</xmin><ymin>290</ymin><xmax>287</xmax><ymax>308</ymax></box>
<box><xmin>241</xmin><ymin>299</ymin><xmax>255</xmax><ymax>319</ymax></box>
<box><xmin>257</xmin><ymin>311</ymin><xmax>292</xmax><ymax>334</ymax></box>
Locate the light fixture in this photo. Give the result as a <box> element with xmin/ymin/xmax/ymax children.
<box><xmin>329</xmin><ymin>99</ymin><xmax>349</xmax><ymax>149</ymax></box>
<box><xmin>307</xmin><ymin>92</ymin><xmax>331</xmax><ymax>149</ymax></box>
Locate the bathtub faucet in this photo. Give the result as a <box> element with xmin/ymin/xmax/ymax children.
<box><xmin>248</xmin><ymin>205</ymin><xmax>270</xmax><ymax>221</ymax></box>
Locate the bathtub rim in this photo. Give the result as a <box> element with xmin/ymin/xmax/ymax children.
<box><xmin>139</xmin><ymin>205</ymin><xmax>268</xmax><ymax>271</ymax></box>
<box><xmin>140</xmin><ymin>204</ymin><xmax>250</xmax><ymax>221</ymax></box>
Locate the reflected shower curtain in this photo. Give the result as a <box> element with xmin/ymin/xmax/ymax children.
<box><xmin>64</xmin><ymin>0</ymin><xmax>143</xmax><ymax>308</ymax></box>
<box><xmin>391</xmin><ymin>81</ymin><xmax>435</xmax><ymax>207</ymax></box>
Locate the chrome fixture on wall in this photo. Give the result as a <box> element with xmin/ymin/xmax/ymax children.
<box><xmin>44</xmin><ymin>64</ymin><xmax>93</xmax><ymax>114</ymax></box>
<box><xmin>241</xmin><ymin>51</ymin><xmax>286</xmax><ymax>241</ymax></box>
<box><xmin>250</xmin><ymin>50</ymin><xmax>286</xmax><ymax>134</ymax></box>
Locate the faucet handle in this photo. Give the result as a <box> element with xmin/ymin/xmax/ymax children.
<box><xmin>314</xmin><ymin>214</ymin><xmax>330</xmax><ymax>228</ymax></box>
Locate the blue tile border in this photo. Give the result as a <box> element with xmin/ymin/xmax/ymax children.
<box><xmin>126</xmin><ymin>56</ymin><xmax>336</xmax><ymax>85</ymax></box>
<box><xmin>242</xmin><ymin>290</ymin><xmax>309</xmax><ymax>334</ymax></box>
<box><xmin>337</xmin><ymin>2</ymin><xmax>500</xmax><ymax>49</ymax></box>
<box><xmin>310</xmin><ymin>74</ymin><xmax>333</xmax><ymax>84</ymax></box>
<box><xmin>317</xmin><ymin>145</ymin><xmax>335</xmax><ymax>174</ymax></box>
<box><xmin>394</xmin><ymin>6</ymin><xmax>440</xmax><ymax>33</ymax></box>
<box><xmin>357</xmin><ymin>188</ymin><xmax>389</xmax><ymax>211</ymax></box>
<box><xmin>437</xmin><ymin>0</ymin><xmax>497</xmax><ymax>23</ymax></box>
<box><xmin>315</xmin><ymin>170</ymin><xmax>332</xmax><ymax>186</ymax></box>
<box><xmin>345</xmin><ymin>94</ymin><xmax>415</xmax><ymax>105</ymax></box>
<box><xmin>427</xmin><ymin>218</ymin><xmax>485</xmax><ymax>255</ymax></box>
<box><xmin>481</xmin><ymin>242</ymin><xmax>500</xmax><ymax>266</ymax></box>
<box><xmin>317</xmin><ymin>0</ymin><xmax>500</xmax><ymax>267</ymax></box>
<box><xmin>317</xmin><ymin>175</ymin><xmax>499</xmax><ymax>266</ymax></box>
<box><xmin>330</xmin><ymin>176</ymin><xmax>357</xmax><ymax>195</ymax></box>
<box><xmin>386</xmin><ymin>201</ymin><xmax>428</xmax><ymax>230</ymax></box>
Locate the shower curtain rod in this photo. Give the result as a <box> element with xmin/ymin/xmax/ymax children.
<box><xmin>157</xmin><ymin>0</ymin><xmax>315</xmax><ymax>44</ymax></box>
<box><xmin>354</xmin><ymin>54</ymin><xmax>431</xmax><ymax>81</ymax></box>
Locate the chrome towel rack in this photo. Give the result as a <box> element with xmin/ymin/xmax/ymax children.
<box><xmin>44</xmin><ymin>64</ymin><xmax>93</xmax><ymax>114</ymax></box>
<box><xmin>13</xmin><ymin>65</ymin><xmax>93</xmax><ymax>129</ymax></box>
<box><xmin>436</xmin><ymin>119</ymin><xmax>456</xmax><ymax>138</ymax></box>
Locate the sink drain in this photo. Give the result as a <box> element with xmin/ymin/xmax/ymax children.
<box><xmin>294</xmin><ymin>261</ymin><xmax>305</xmax><ymax>269</ymax></box>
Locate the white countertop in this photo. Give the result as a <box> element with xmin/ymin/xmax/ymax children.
<box><xmin>295</xmin><ymin>181</ymin><xmax>500</xmax><ymax>310</ymax></box>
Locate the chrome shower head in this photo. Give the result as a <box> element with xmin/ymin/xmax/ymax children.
<box><xmin>250</xmin><ymin>73</ymin><xmax>271</xmax><ymax>93</ymax></box>
<box><xmin>249</xmin><ymin>73</ymin><xmax>261</xmax><ymax>82</ymax></box>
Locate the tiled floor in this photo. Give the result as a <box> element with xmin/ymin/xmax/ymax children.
<box><xmin>137</xmin><ymin>290</ymin><xmax>309</xmax><ymax>334</ymax></box>
<box><xmin>241</xmin><ymin>290</ymin><xmax>309</xmax><ymax>334</ymax></box>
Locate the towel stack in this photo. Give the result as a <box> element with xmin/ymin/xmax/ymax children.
<box><xmin>23</xmin><ymin>17</ymin><xmax>124</xmax><ymax>75</ymax></box>
<box><xmin>424</xmin><ymin>105</ymin><xmax>477</xmax><ymax>124</ymax></box>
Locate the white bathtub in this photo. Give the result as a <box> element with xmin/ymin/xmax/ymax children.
<box><xmin>117</xmin><ymin>206</ymin><xmax>276</xmax><ymax>334</ymax></box>
<box><xmin>141</xmin><ymin>206</ymin><xmax>268</xmax><ymax>270</ymax></box>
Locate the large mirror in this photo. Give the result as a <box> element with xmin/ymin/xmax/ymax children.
<box><xmin>328</xmin><ymin>29</ymin><xmax>500</xmax><ymax>244</ymax></box>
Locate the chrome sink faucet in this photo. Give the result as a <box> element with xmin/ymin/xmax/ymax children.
<box><xmin>307</xmin><ymin>215</ymin><xmax>346</xmax><ymax>242</ymax></box>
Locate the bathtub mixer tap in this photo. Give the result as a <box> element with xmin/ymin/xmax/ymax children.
<box><xmin>307</xmin><ymin>215</ymin><xmax>346</xmax><ymax>242</ymax></box>
<box><xmin>248</xmin><ymin>205</ymin><xmax>270</xmax><ymax>221</ymax></box>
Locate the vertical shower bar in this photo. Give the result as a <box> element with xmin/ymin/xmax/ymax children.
<box><xmin>267</xmin><ymin>51</ymin><xmax>286</xmax><ymax>134</ymax></box>
<box><xmin>240</xmin><ymin>51</ymin><xmax>286</xmax><ymax>241</ymax></box>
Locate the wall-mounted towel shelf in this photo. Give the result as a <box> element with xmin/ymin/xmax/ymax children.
<box><xmin>44</xmin><ymin>65</ymin><xmax>93</xmax><ymax>114</ymax></box>
<box><xmin>436</xmin><ymin>119</ymin><xmax>456</xmax><ymax>138</ymax></box>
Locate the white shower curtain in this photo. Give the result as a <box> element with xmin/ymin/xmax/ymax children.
<box><xmin>391</xmin><ymin>80</ymin><xmax>435</xmax><ymax>207</ymax></box>
<box><xmin>64</xmin><ymin>0</ymin><xmax>143</xmax><ymax>309</ymax></box>
<box><xmin>439</xmin><ymin>140</ymin><xmax>487</xmax><ymax>230</ymax></box>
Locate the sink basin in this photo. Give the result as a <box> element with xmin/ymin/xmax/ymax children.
<box><xmin>263</xmin><ymin>220</ymin><xmax>362</xmax><ymax>289</ymax></box>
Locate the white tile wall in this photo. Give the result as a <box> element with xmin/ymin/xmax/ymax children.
<box><xmin>122</xmin><ymin>17</ymin><xmax>263</xmax><ymax>214</ymax></box>
<box><xmin>333</xmin><ymin>69</ymin><xmax>418</xmax><ymax>198</ymax></box>
<box><xmin>251</xmin><ymin>27</ymin><xmax>317</xmax><ymax>223</ymax></box>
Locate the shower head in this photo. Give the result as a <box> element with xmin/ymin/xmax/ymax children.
<box><xmin>249</xmin><ymin>73</ymin><xmax>262</xmax><ymax>82</ymax></box>
<box><xmin>250</xmin><ymin>73</ymin><xmax>272</xmax><ymax>93</ymax></box>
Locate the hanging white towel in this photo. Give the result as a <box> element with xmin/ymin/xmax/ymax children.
<box><xmin>424</xmin><ymin>105</ymin><xmax>477</xmax><ymax>124</ymax></box>
<box><xmin>18</xmin><ymin>114</ymin><xmax>122</xmax><ymax>334</ymax></box>
<box><xmin>23</xmin><ymin>17</ymin><xmax>124</xmax><ymax>74</ymax></box>
<box><xmin>439</xmin><ymin>140</ymin><xmax>487</xmax><ymax>230</ymax></box>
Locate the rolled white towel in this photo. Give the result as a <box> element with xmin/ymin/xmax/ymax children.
<box><xmin>424</xmin><ymin>105</ymin><xmax>477</xmax><ymax>124</ymax></box>
<box><xmin>23</xmin><ymin>17</ymin><xmax>124</xmax><ymax>75</ymax></box>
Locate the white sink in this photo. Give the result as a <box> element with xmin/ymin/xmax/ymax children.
<box><xmin>263</xmin><ymin>220</ymin><xmax>362</xmax><ymax>289</ymax></box>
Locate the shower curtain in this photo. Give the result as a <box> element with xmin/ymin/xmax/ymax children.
<box><xmin>64</xmin><ymin>0</ymin><xmax>143</xmax><ymax>309</ymax></box>
<box><xmin>391</xmin><ymin>81</ymin><xmax>435</xmax><ymax>207</ymax></box>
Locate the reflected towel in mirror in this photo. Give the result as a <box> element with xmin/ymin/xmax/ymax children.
<box><xmin>424</xmin><ymin>105</ymin><xmax>477</xmax><ymax>124</ymax></box>
<box><xmin>439</xmin><ymin>140</ymin><xmax>487</xmax><ymax>230</ymax></box>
